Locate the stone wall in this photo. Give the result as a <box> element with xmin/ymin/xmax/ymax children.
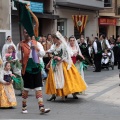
<box><xmin>0</xmin><ymin>0</ymin><xmax>10</xmax><ymax>30</ymax></box>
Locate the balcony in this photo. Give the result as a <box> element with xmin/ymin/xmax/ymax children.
<box><xmin>56</xmin><ymin>0</ymin><xmax>104</xmax><ymax>10</ymax></box>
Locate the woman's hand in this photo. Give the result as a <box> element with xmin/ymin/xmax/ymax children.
<box><xmin>46</xmin><ymin>63</ymin><xmax>50</xmax><ymax>70</ymax></box>
<box><xmin>79</xmin><ymin>54</ymin><xmax>85</xmax><ymax>60</ymax></box>
<box><xmin>82</xmin><ymin>56</ymin><xmax>85</xmax><ymax>60</ymax></box>
<box><xmin>57</xmin><ymin>57</ymin><xmax>61</xmax><ymax>61</ymax></box>
<box><xmin>53</xmin><ymin>56</ymin><xmax>58</xmax><ymax>59</ymax></box>
<box><xmin>53</xmin><ymin>56</ymin><xmax>61</xmax><ymax>61</ymax></box>
<box><xmin>10</xmin><ymin>74</ymin><xmax>16</xmax><ymax>78</ymax></box>
<box><xmin>31</xmin><ymin>44</ymin><xmax>40</xmax><ymax>52</ymax></box>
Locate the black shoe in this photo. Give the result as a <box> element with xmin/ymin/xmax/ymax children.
<box><xmin>65</xmin><ymin>96</ymin><xmax>67</xmax><ymax>99</ymax></box>
<box><xmin>17</xmin><ymin>93</ymin><xmax>22</xmax><ymax>96</ymax></box>
<box><xmin>73</xmin><ymin>94</ymin><xmax>78</xmax><ymax>99</ymax></box>
<box><xmin>93</xmin><ymin>70</ymin><xmax>101</xmax><ymax>72</ymax></box>
<box><xmin>47</xmin><ymin>95</ymin><xmax>56</xmax><ymax>101</ymax></box>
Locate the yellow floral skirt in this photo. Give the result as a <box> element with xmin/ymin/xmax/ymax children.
<box><xmin>0</xmin><ymin>84</ymin><xmax>17</xmax><ymax>108</ymax></box>
<box><xmin>46</xmin><ymin>62</ymin><xmax>87</xmax><ymax>97</ymax></box>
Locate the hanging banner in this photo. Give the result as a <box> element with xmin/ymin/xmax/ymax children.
<box><xmin>99</xmin><ymin>18</ymin><xmax>116</xmax><ymax>26</ymax></box>
<box><xmin>72</xmin><ymin>15</ymin><xmax>88</xmax><ymax>33</ymax></box>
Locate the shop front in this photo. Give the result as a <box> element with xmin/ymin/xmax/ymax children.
<box><xmin>99</xmin><ymin>18</ymin><xmax>117</xmax><ymax>38</ymax></box>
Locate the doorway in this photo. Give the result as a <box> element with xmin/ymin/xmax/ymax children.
<box><xmin>99</xmin><ymin>25</ymin><xmax>108</xmax><ymax>37</ymax></box>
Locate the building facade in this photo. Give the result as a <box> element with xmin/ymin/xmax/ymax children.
<box><xmin>0</xmin><ymin>0</ymin><xmax>11</xmax><ymax>50</ymax></box>
<box><xmin>54</xmin><ymin>0</ymin><xmax>104</xmax><ymax>39</ymax></box>
<box><xmin>11</xmin><ymin>0</ymin><xmax>104</xmax><ymax>44</ymax></box>
<box><xmin>99</xmin><ymin>0</ymin><xmax>120</xmax><ymax>39</ymax></box>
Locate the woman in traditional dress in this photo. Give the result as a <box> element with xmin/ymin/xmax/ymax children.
<box><xmin>68</xmin><ymin>36</ymin><xmax>88</xmax><ymax>95</ymax></box>
<box><xmin>68</xmin><ymin>36</ymin><xmax>85</xmax><ymax>80</ymax></box>
<box><xmin>2</xmin><ymin>36</ymin><xmax>16</xmax><ymax>58</ymax></box>
<box><xmin>45</xmin><ymin>32</ymin><xmax>87</xmax><ymax>101</ymax></box>
<box><xmin>0</xmin><ymin>62</ymin><xmax>17</xmax><ymax>108</ymax></box>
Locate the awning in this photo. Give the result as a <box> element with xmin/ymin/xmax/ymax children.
<box><xmin>12</xmin><ymin>10</ymin><xmax>59</xmax><ymax>20</ymax></box>
<box><xmin>56</xmin><ymin>0</ymin><xmax>104</xmax><ymax>10</ymax></box>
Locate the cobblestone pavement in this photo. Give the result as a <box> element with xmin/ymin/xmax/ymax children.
<box><xmin>0</xmin><ymin>66</ymin><xmax>120</xmax><ymax>120</ymax></box>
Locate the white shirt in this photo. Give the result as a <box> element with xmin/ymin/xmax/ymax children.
<box><xmin>93</xmin><ymin>40</ymin><xmax>98</xmax><ymax>54</ymax></box>
<box><xmin>77</xmin><ymin>38</ymin><xmax>88</xmax><ymax>45</ymax></box>
<box><xmin>101</xmin><ymin>39</ymin><xmax>111</xmax><ymax>49</ymax></box>
<box><xmin>0</xmin><ymin>70</ymin><xmax>12</xmax><ymax>84</ymax></box>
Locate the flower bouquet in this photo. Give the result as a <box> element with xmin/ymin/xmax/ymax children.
<box><xmin>52</xmin><ymin>49</ymin><xmax>63</xmax><ymax>72</ymax></box>
<box><xmin>5</xmin><ymin>53</ymin><xmax>13</xmax><ymax>61</ymax></box>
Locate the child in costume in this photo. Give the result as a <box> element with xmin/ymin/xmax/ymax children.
<box><xmin>0</xmin><ymin>62</ymin><xmax>17</xmax><ymax>108</ymax></box>
<box><xmin>101</xmin><ymin>49</ymin><xmax>111</xmax><ymax>65</ymax></box>
<box><xmin>3</xmin><ymin>45</ymin><xmax>23</xmax><ymax>95</ymax></box>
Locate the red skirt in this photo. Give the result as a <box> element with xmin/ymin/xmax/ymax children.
<box><xmin>71</xmin><ymin>56</ymin><xmax>76</xmax><ymax>64</ymax></box>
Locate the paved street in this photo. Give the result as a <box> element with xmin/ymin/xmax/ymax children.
<box><xmin>1</xmin><ymin>66</ymin><xmax>120</xmax><ymax>120</ymax></box>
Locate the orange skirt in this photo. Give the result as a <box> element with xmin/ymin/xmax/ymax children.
<box><xmin>0</xmin><ymin>83</ymin><xmax>17</xmax><ymax>108</ymax></box>
<box><xmin>46</xmin><ymin>62</ymin><xmax>87</xmax><ymax>97</ymax></box>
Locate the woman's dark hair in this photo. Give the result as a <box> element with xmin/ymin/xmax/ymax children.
<box><xmin>4</xmin><ymin>62</ymin><xmax>11</xmax><ymax>68</ymax></box>
<box><xmin>95</xmin><ymin>37</ymin><xmax>98</xmax><ymax>40</ymax></box>
<box><xmin>47</xmin><ymin>34</ymin><xmax>52</xmax><ymax>39</ymax></box>
<box><xmin>69</xmin><ymin>35</ymin><xmax>75</xmax><ymax>41</ymax></box>
<box><xmin>7</xmin><ymin>36</ymin><xmax>10</xmax><ymax>40</ymax></box>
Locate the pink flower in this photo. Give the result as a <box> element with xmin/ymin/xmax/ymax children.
<box><xmin>57</xmin><ymin>57</ymin><xmax>61</xmax><ymax>61</ymax></box>
<box><xmin>5</xmin><ymin>53</ymin><xmax>11</xmax><ymax>58</ymax></box>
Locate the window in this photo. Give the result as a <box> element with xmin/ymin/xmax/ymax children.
<box><xmin>104</xmin><ymin>0</ymin><xmax>112</xmax><ymax>7</ymax></box>
<box><xmin>118</xmin><ymin>7</ymin><xmax>120</xmax><ymax>15</ymax></box>
<box><xmin>57</xmin><ymin>19</ymin><xmax>67</xmax><ymax>36</ymax></box>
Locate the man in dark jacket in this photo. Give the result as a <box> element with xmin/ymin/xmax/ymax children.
<box><xmin>93</xmin><ymin>37</ymin><xmax>102</xmax><ymax>72</ymax></box>
<box><xmin>116</xmin><ymin>37</ymin><xmax>120</xmax><ymax>71</ymax></box>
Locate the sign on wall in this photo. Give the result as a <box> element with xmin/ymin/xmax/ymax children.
<box><xmin>99</xmin><ymin>18</ymin><xmax>116</xmax><ymax>26</ymax></box>
<box><xmin>12</xmin><ymin>0</ymin><xmax>43</xmax><ymax>13</ymax></box>
<box><xmin>30</xmin><ymin>2</ymin><xmax>43</xmax><ymax>13</ymax></box>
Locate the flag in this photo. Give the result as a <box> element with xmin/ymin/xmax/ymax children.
<box><xmin>14</xmin><ymin>0</ymin><xmax>34</xmax><ymax>37</ymax></box>
<box><xmin>26</xmin><ymin>6</ymin><xmax>39</xmax><ymax>37</ymax></box>
<box><xmin>72</xmin><ymin>15</ymin><xmax>88</xmax><ymax>33</ymax></box>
